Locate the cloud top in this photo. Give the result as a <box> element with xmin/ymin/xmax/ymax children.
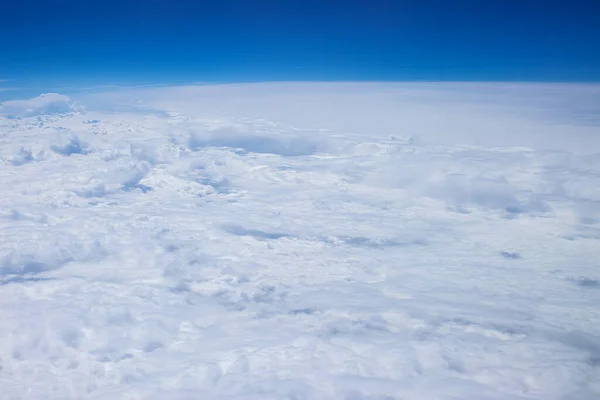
<box><xmin>0</xmin><ymin>93</ymin><xmax>76</xmax><ymax>118</ymax></box>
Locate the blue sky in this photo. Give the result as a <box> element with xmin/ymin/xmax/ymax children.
<box><xmin>1</xmin><ymin>0</ymin><xmax>599</xmax><ymax>89</ymax></box>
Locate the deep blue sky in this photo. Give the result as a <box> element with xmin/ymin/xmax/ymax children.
<box><xmin>1</xmin><ymin>0</ymin><xmax>599</xmax><ymax>88</ymax></box>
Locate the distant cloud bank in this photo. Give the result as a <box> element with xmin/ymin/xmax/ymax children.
<box><xmin>0</xmin><ymin>93</ymin><xmax>77</xmax><ymax>118</ymax></box>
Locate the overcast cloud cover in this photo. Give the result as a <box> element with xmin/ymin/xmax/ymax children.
<box><xmin>1</xmin><ymin>82</ymin><xmax>600</xmax><ymax>399</ymax></box>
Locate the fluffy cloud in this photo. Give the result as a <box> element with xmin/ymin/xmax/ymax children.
<box><xmin>0</xmin><ymin>93</ymin><xmax>78</xmax><ymax>118</ymax></box>
<box><xmin>1</xmin><ymin>83</ymin><xmax>599</xmax><ymax>399</ymax></box>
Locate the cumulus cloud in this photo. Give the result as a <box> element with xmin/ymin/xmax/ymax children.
<box><xmin>0</xmin><ymin>83</ymin><xmax>599</xmax><ymax>399</ymax></box>
<box><xmin>0</xmin><ymin>93</ymin><xmax>79</xmax><ymax>118</ymax></box>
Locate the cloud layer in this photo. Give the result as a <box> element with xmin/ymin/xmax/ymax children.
<box><xmin>1</xmin><ymin>83</ymin><xmax>599</xmax><ymax>399</ymax></box>
<box><xmin>0</xmin><ymin>93</ymin><xmax>76</xmax><ymax>118</ymax></box>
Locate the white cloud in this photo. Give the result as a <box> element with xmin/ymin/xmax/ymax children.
<box><xmin>0</xmin><ymin>83</ymin><xmax>599</xmax><ymax>399</ymax></box>
<box><xmin>0</xmin><ymin>93</ymin><xmax>78</xmax><ymax>118</ymax></box>
<box><xmin>80</xmin><ymin>82</ymin><xmax>600</xmax><ymax>153</ymax></box>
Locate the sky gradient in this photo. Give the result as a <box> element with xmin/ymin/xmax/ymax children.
<box><xmin>1</xmin><ymin>0</ymin><xmax>599</xmax><ymax>88</ymax></box>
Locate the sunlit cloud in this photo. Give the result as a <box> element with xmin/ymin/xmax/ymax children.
<box><xmin>1</xmin><ymin>82</ymin><xmax>599</xmax><ymax>398</ymax></box>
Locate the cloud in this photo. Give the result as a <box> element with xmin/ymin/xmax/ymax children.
<box><xmin>1</xmin><ymin>82</ymin><xmax>600</xmax><ymax>398</ymax></box>
<box><xmin>0</xmin><ymin>93</ymin><xmax>78</xmax><ymax>118</ymax></box>
<box><xmin>187</xmin><ymin>125</ymin><xmax>320</xmax><ymax>156</ymax></box>
<box><xmin>79</xmin><ymin>81</ymin><xmax>600</xmax><ymax>154</ymax></box>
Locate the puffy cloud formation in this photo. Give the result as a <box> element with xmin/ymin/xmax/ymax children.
<box><xmin>0</xmin><ymin>93</ymin><xmax>77</xmax><ymax>118</ymax></box>
<box><xmin>0</xmin><ymin>83</ymin><xmax>599</xmax><ymax>399</ymax></box>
